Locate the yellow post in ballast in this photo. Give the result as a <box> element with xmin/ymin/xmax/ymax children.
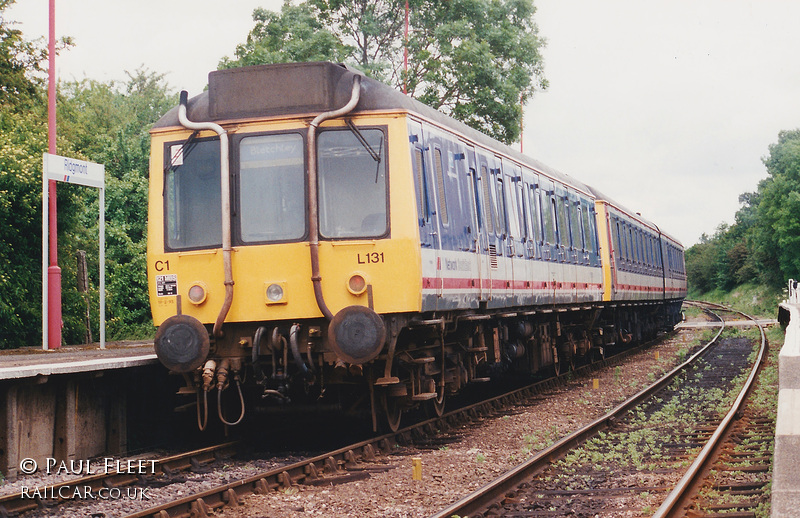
<box><xmin>592</xmin><ymin>378</ymin><xmax>599</xmax><ymax>390</ymax></box>
<box><xmin>412</xmin><ymin>457</ymin><xmax>422</xmax><ymax>480</ymax></box>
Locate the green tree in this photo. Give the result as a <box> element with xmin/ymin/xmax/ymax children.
<box><xmin>0</xmin><ymin>1</ymin><xmax>166</xmax><ymax>347</ymax></box>
<box><xmin>685</xmin><ymin>129</ymin><xmax>800</xmax><ymax>294</ymax></box>
<box><xmin>404</xmin><ymin>0</ymin><xmax>547</xmax><ymax>143</ymax></box>
<box><xmin>755</xmin><ymin>129</ymin><xmax>800</xmax><ymax>286</ymax></box>
<box><xmin>0</xmin><ymin>0</ymin><xmax>42</xmax><ymax>105</ymax></box>
<box><xmin>219</xmin><ymin>2</ymin><xmax>351</xmax><ymax>68</ymax></box>
<box><xmin>222</xmin><ymin>0</ymin><xmax>547</xmax><ymax>144</ymax></box>
<box><xmin>685</xmin><ymin>236</ymin><xmax>717</xmax><ymax>294</ymax></box>
<box><xmin>57</xmin><ymin>71</ymin><xmax>175</xmax><ymax>340</ymax></box>
<box><xmin>0</xmin><ymin>108</ymin><xmax>47</xmax><ymax>346</ymax></box>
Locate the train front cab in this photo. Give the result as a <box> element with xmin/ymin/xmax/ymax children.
<box><xmin>147</xmin><ymin>69</ymin><xmax>430</xmax><ymax>428</ymax></box>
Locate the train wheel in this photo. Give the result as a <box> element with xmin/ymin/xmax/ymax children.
<box><xmin>552</xmin><ymin>357</ymin><xmax>562</xmax><ymax>376</ymax></box>
<box><xmin>593</xmin><ymin>346</ymin><xmax>606</xmax><ymax>363</ymax></box>
<box><xmin>381</xmin><ymin>392</ymin><xmax>403</xmax><ymax>432</ymax></box>
<box><xmin>427</xmin><ymin>390</ymin><xmax>446</xmax><ymax>418</ymax></box>
<box><xmin>553</xmin><ymin>356</ymin><xmax>574</xmax><ymax>376</ymax></box>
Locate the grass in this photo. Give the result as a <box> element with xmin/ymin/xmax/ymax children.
<box><xmin>688</xmin><ymin>282</ymin><xmax>784</xmax><ymax>319</ymax></box>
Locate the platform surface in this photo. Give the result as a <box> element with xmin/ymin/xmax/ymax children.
<box><xmin>0</xmin><ymin>341</ymin><xmax>157</xmax><ymax>380</ymax></box>
<box><xmin>772</xmin><ymin>301</ymin><xmax>800</xmax><ymax>517</ymax></box>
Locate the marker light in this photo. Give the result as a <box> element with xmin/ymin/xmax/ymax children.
<box><xmin>347</xmin><ymin>274</ymin><xmax>367</xmax><ymax>295</ymax></box>
<box><xmin>187</xmin><ymin>283</ymin><xmax>207</xmax><ymax>305</ymax></box>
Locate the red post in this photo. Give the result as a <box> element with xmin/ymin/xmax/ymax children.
<box><xmin>47</xmin><ymin>0</ymin><xmax>61</xmax><ymax>348</ymax></box>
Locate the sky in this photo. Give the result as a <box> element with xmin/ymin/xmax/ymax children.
<box><xmin>8</xmin><ymin>0</ymin><xmax>800</xmax><ymax>247</ymax></box>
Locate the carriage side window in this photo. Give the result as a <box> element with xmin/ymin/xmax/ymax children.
<box><xmin>541</xmin><ymin>189</ymin><xmax>556</xmax><ymax>245</ymax></box>
<box><xmin>480</xmin><ymin>165</ymin><xmax>495</xmax><ymax>234</ymax></box>
<box><xmin>555</xmin><ymin>194</ymin><xmax>569</xmax><ymax>248</ymax></box>
<box><xmin>165</xmin><ymin>138</ymin><xmax>222</xmax><ymax>250</ymax></box>
<box><xmin>530</xmin><ymin>185</ymin><xmax>542</xmax><ymax>244</ymax></box>
<box><xmin>414</xmin><ymin>148</ymin><xmax>429</xmax><ymax>222</ymax></box>
<box><xmin>636</xmin><ymin>229</ymin><xmax>643</xmax><ymax>264</ymax></box>
<box><xmin>494</xmin><ymin>170</ymin><xmax>507</xmax><ymax>236</ymax></box>
<box><xmin>581</xmin><ymin>202</ymin><xmax>595</xmax><ymax>253</ymax></box>
<box><xmin>239</xmin><ymin>133</ymin><xmax>306</xmax><ymax>243</ymax></box>
<box><xmin>504</xmin><ymin>175</ymin><xmax>521</xmax><ymax>239</ymax></box>
<box><xmin>637</xmin><ymin>230</ymin><xmax>644</xmax><ymax>265</ymax></box>
<box><xmin>569</xmin><ymin>199</ymin><xmax>581</xmax><ymax>250</ymax></box>
<box><xmin>641</xmin><ymin>232</ymin><xmax>647</xmax><ymax>265</ymax></box>
<box><xmin>318</xmin><ymin>127</ymin><xmax>387</xmax><ymax>238</ymax></box>
<box><xmin>622</xmin><ymin>223</ymin><xmax>630</xmax><ymax>263</ymax></box>
<box><xmin>522</xmin><ymin>184</ymin><xmax>534</xmax><ymax>243</ymax></box>
<box><xmin>470</xmin><ymin>168</ymin><xmax>483</xmax><ymax>232</ymax></box>
<box><xmin>433</xmin><ymin>147</ymin><xmax>448</xmax><ymax>225</ymax></box>
<box><xmin>627</xmin><ymin>227</ymin><xmax>635</xmax><ymax>263</ymax></box>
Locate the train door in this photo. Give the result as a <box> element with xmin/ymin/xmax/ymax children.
<box><xmin>539</xmin><ymin>177</ymin><xmax>558</xmax><ymax>305</ymax></box>
<box><xmin>580</xmin><ymin>197</ymin><xmax>601</xmax><ymax>301</ymax></box>
<box><xmin>427</xmin><ymin>136</ymin><xmax>449</xmax><ymax>301</ymax></box>
<box><xmin>503</xmin><ymin>160</ymin><xmax>527</xmax><ymax>306</ymax></box>
<box><xmin>464</xmin><ymin>144</ymin><xmax>489</xmax><ymax>302</ymax></box>
<box><xmin>490</xmin><ymin>157</ymin><xmax>510</xmax><ymax>306</ymax></box>
<box><xmin>566</xmin><ymin>189</ymin><xmax>582</xmax><ymax>301</ymax></box>
<box><xmin>476</xmin><ymin>154</ymin><xmax>502</xmax><ymax>303</ymax></box>
<box><xmin>525</xmin><ymin>173</ymin><xmax>546</xmax><ymax>303</ymax></box>
<box><xmin>408</xmin><ymin>120</ymin><xmax>440</xmax><ymax>309</ymax></box>
<box><xmin>553</xmin><ymin>183</ymin><xmax>575</xmax><ymax>304</ymax></box>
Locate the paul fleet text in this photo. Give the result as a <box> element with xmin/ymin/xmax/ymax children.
<box><xmin>23</xmin><ymin>458</ymin><xmax>156</xmax><ymax>475</ymax></box>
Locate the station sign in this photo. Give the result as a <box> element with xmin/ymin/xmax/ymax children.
<box><xmin>41</xmin><ymin>153</ymin><xmax>106</xmax><ymax>350</ymax></box>
<box><xmin>43</xmin><ymin>153</ymin><xmax>105</xmax><ymax>188</ymax></box>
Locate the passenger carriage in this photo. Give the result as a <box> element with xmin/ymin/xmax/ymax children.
<box><xmin>148</xmin><ymin>62</ymin><xmax>686</xmax><ymax>431</ymax></box>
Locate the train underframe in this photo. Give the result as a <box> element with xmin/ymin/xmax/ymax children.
<box><xmin>176</xmin><ymin>300</ymin><xmax>683</xmax><ymax>432</ymax></box>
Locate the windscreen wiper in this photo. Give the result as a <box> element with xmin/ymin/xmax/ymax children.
<box><xmin>345</xmin><ymin>119</ymin><xmax>383</xmax><ymax>183</ymax></box>
<box><xmin>346</xmin><ymin>119</ymin><xmax>381</xmax><ymax>163</ymax></box>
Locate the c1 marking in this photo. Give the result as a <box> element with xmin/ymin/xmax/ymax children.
<box><xmin>154</xmin><ymin>260</ymin><xmax>170</xmax><ymax>272</ymax></box>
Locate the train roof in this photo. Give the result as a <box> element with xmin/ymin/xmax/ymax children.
<box><xmin>153</xmin><ymin>62</ymin><xmax>681</xmax><ymax>248</ymax></box>
<box><xmin>153</xmin><ymin>62</ymin><xmax>589</xmax><ymax>189</ymax></box>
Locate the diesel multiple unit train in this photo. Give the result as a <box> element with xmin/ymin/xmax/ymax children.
<box><xmin>148</xmin><ymin>62</ymin><xmax>686</xmax><ymax>431</ymax></box>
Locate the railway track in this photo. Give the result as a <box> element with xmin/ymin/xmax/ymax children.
<box><xmin>101</xmin><ymin>332</ymin><xmax>661</xmax><ymax>518</ymax></box>
<box><xmin>1</xmin><ymin>312</ymin><xmax>729</xmax><ymax>518</ymax></box>
<box><xmin>0</xmin><ymin>443</ymin><xmax>238</xmax><ymax>517</ymax></box>
<box><xmin>431</xmin><ymin>302</ymin><xmax>767</xmax><ymax>518</ymax></box>
<box><xmin>654</xmin><ymin>301</ymin><xmax>773</xmax><ymax>518</ymax></box>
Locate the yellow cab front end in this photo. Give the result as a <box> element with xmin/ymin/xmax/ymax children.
<box><xmin>147</xmin><ymin>65</ymin><xmax>422</xmax><ymax>412</ymax></box>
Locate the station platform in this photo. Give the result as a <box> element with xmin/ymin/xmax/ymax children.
<box><xmin>772</xmin><ymin>283</ymin><xmax>800</xmax><ymax>517</ymax></box>
<box><xmin>0</xmin><ymin>341</ymin><xmax>157</xmax><ymax>380</ymax></box>
<box><xmin>0</xmin><ymin>341</ymin><xmax>164</xmax><ymax>481</ymax></box>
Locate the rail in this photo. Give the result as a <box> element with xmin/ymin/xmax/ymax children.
<box><xmin>0</xmin><ymin>442</ymin><xmax>238</xmax><ymax>517</ymax></box>
<box><xmin>429</xmin><ymin>304</ymin><xmax>727</xmax><ymax>518</ymax></box>
<box><xmin>652</xmin><ymin>301</ymin><xmax>766</xmax><ymax>516</ymax></box>
<box><xmin>118</xmin><ymin>335</ymin><xmax>660</xmax><ymax>518</ymax></box>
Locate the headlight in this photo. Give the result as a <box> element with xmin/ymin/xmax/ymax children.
<box><xmin>265</xmin><ymin>282</ymin><xmax>287</xmax><ymax>304</ymax></box>
<box><xmin>187</xmin><ymin>283</ymin><xmax>207</xmax><ymax>305</ymax></box>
